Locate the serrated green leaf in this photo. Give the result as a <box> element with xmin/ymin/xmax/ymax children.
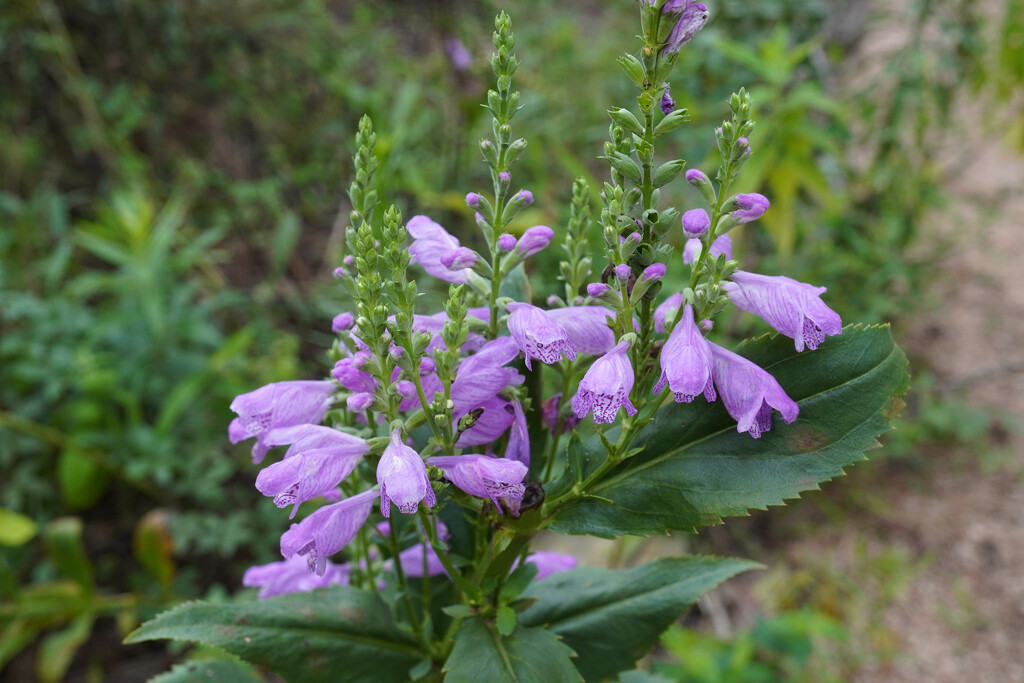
<box><xmin>444</xmin><ymin>619</ymin><xmax>581</xmax><ymax>683</ymax></box>
<box><xmin>126</xmin><ymin>588</ymin><xmax>423</xmax><ymax>683</ymax></box>
<box><xmin>549</xmin><ymin>325</ymin><xmax>909</xmax><ymax>537</ymax></box>
<box><xmin>519</xmin><ymin>556</ymin><xmax>757</xmax><ymax>682</ymax></box>
<box><xmin>148</xmin><ymin>658</ymin><xmax>265</xmax><ymax>683</ymax></box>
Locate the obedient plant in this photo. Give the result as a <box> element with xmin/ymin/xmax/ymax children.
<box><xmin>130</xmin><ymin>4</ymin><xmax>908</xmax><ymax>681</ymax></box>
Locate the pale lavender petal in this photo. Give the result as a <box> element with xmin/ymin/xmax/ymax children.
<box><xmin>709</xmin><ymin>343</ymin><xmax>798</xmax><ymax>438</ymax></box>
<box><xmin>243</xmin><ymin>555</ymin><xmax>349</xmax><ymax>599</ymax></box>
<box><xmin>377</xmin><ymin>429</ymin><xmax>435</xmax><ymax>517</ymax></box>
<box><xmin>545</xmin><ymin>306</ymin><xmax>616</xmax><ymax>356</ymax></box>
<box><xmin>655</xmin><ymin>303</ymin><xmax>715</xmax><ymax>403</ymax></box>
<box><xmin>571</xmin><ymin>340</ymin><xmax>637</xmax><ymax>424</ymax></box>
<box><xmin>427</xmin><ymin>454</ymin><xmax>527</xmax><ymax>512</ymax></box>
<box><xmin>407</xmin><ymin>215</ymin><xmax>470</xmax><ymax>283</ymax></box>
<box><xmin>280</xmin><ymin>488</ymin><xmax>379</xmax><ymax>576</ymax></box>
<box><xmin>456</xmin><ymin>396</ymin><xmax>517</xmax><ymax>448</ymax></box>
<box><xmin>506</xmin><ymin>302</ymin><xmax>578</xmax><ymax>369</ymax></box>
<box><xmin>723</xmin><ymin>271</ymin><xmax>841</xmax><ymax>352</ymax></box>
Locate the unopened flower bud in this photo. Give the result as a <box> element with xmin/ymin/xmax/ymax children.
<box><xmin>515</xmin><ymin>225</ymin><xmax>553</xmax><ymax>258</ymax></box>
<box><xmin>660</xmin><ymin>85</ymin><xmax>675</xmax><ymax>115</ymax></box>
<box><xmin>343</xmin><ymin>255</ymin><xmax>355</xmax><ymax>266</ymax></box>
<box><xmin>641</xmin><ymin>263</ymin><xmax>666</xmax><ymax>282</ymax></box>
<box><xmin>682</xmin><ymin>208</ymin><xmax>711</xmax><ymax>238</ymax></box>
<box><xmin>441</xmin><ymin>247</ymin><xmax>478</xmax><ymax>270</ymax></box>
<box><xmin>516</xmin><ymin>189</ymin><xmax>534</xmax><ymax>205</ymax></box>
<box><xmin>497</xmin><ymin>233</ymin><xmax>517</xmax><ymax>252</ymax></box>
<box><xmin>394</xmin><ymin>381</ymin><xmax>417</xmax><ymax>398</ymax></box>
<box><xmin>347</xmin><ymin>392</ymin><xmax>374</xmax><ymax>412</ymax></box>
<box><xmin>499</xmin><ymin>171</ymin><xmax>511</xmax><ymax>183</ymax></box>
<box><xmin>615</xmin><ymin>264</ymin><xmax>632</xmax><ymax>282</ymax></box>
<box><xmin>332</xmin><ymin>312</ymin><xmax>355</xmax><ymax>333</ymax></box>
<box><xmin>685</xmin><ymin>169</ymin><xmax>708</xmax><ymax>185</ymax></box>
<box><xmin>730</xmin><ymin>193</ymin><xmax>770</xmax><ymax>224</ymax></box>
<box><xmin>587</xmin><ymin>282</ymin><xmax>611</xmax><ymax>298</ymax></box>
<box><xmin>466</xmin><ymin>192</ymin><xmax>481</xmax><ymax>207</ymax></box>
<box><xmin>736</xmin><ymin>137</ymin><xmax>749</xmax><ymax>149</ymax></box>
<box><xmin>333</xmin><ymin>267</ymin><xmax>346</xmax><ymax>278</ymax></box>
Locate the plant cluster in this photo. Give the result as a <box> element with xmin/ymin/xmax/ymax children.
<box><xmin>128</xmin><ymin>4</ymin><xmax>908</xmax><ymax>681</ymax></box>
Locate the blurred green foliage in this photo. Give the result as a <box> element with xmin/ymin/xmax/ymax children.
<box><xmin>0</xmin><ymin>0</ymin><xmax>1015</xmax><ymax>677</ymax></box>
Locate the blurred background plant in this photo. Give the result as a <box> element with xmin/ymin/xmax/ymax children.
<box><xmin>1</xmin><ymin>0</ymin><xmax>1018</xmax><ymax>679</ymax></box>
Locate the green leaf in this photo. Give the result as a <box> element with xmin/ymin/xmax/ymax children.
<box><xmin>495</xmin><ymin>606</ymin><xmax>517</xmax><ymax>637</ymax></box>
<box><xmin>0</xmin><ymin>509</ymin><xmax>37</xmax><ymax>546</ymax></box>
<box><xmin>57</xmin><ymin>448</ymin><xmax>110</xmax><ymax>510</ymax></box>
<box><xmin>125</xmin><ymin>588</ymin><xmax>423</xmax><ymax>683</ymax></box>
<box><xmin>519</xmin><ymin>556</ymin><xmax>757</xmax><ymax>682</ymax></box>
<box><xmin>549</xmin><ymin>325</ymin><xmax>909</xmax><ymax>537</ymax></box>
<box><xmin>36</xmin><ymin>615</ymin><xmax>94</xmax><ymax>683</ymax></box>
<box><xmin>149</xmin><ymin>658</ymin><xmax>266</xmax><ymax>683</ymax></box>
<box><xmin>444</xmin><ymin>619</ymin><xmax>581</xmax><ymax>683</ymax></box>
<box><xmin>44</xmin><ymin>518</ymin><xmax>94</xmax><ymax>592</ymax></box>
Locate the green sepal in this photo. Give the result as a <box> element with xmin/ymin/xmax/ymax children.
<box><xmin>653</xmin><ymin>159</ymin><xmax>686</xmax><ymax>188</ymax></box>
<box><xmin>654</xmin><ymin>108</ymin><xmax>691</xmax><ymax>136</ymax></box>
<box><xmin>608</xmin><ymin>108</ymin><xmax>644</xmax><ymax>136</ymax></box>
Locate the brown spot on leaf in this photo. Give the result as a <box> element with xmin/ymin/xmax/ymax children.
<box><xmin>785</xmin><ymin>424</ymin><xmax>831</xmax><ymax>451</ymax></box>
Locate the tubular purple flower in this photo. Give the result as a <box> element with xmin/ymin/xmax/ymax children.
<box><xmin>730</xmin><ymin>193</ymin><xmax>770</xmax><ymax>224</ymax></box>
<box><xmin>407</xmin><ymin>215</ymin><xmax>471</xmax><ymax>283</ymax></box>
<box><xmin>243</xmin><ymin>555</ymin><xmax>349</xmax><ymax>599</ymax></box>
<box><xmin>682</xmin><ymin>208</ymin><xmax>711</xmax><ymax>238</ymax></box>
<box><xmin>664</xmin><ymin>1</ymin><xmax>709</xmax><ymax>54</ymax></box>
<box><xmin>710</xmin><ymin>344</ymin><xmax>799</xmax><ymax>439</ymax></box>
<box><xmin>541</xmin><ymin>393</ymin><xmax>581</xmax><ymax>435</ymax></box>
<box><xmin>655</xmin><ymin>303</ymin><xmax>715</xmax><ymax>403</ymax></box>
<box><xmin>332</xmin><ymin>312</ymin><xmax>354</xmax><ymax>333</ymax></box>
<box><xmin>229</xmin><ymin>380</ymin><xmax>335</xmax><ymax>464</ymax></box>
<box><xmin>280</xmin><ymin>488</ymin><xmax>379</xmax><ymax>576</ymax></box>
<box><xmin>427</xmin><ymin>454</ymin><xmax>528</xmax><ymax>513</ymax></box>
<box><xmin>441</xmin><ymin>247</ymin><xmax>478</xmax><ymax>271</ymax></box>
<box><xmin>683</xmin><ymin>233</ymin><xmax>732</xmax><ymax>265</ymax></box>
<box><xmin>455</xmin><ymin>396</ymin><xmax>517</xmax><ymax>448</ymax></box>
<box><xmin>506</xmin><ymin>302</ymin><xmax>578</xmax><ymax>370</ymax></box>
<box><xmin>722</xmin><ymin>271</ymin><xmax>842</xmax><ymax>351</ymax></box>
<box><xmin>377</xmin><ymin>429</ymin><xmax>435</xmax><ymax>517</ymax></box>
<box><xmin>498</xmin><ymin>233</ymin><xmax>517</xmax><ymax>251</ymax></box>
<box><xmin>333</xmin><ymin>267</ymin><xmax>345</xmax><ymax>278</ymax></box>
<box><xmin>514</xmin><ymin>225</ymin><xmax>554</xmax><ymax>258</ymax></box>
<box><xmin>545</xmin><ymin>306</ymin><xmax>617</xmax><ymax>355</ymax></box>
<box><xmin>255</xmin><ymin>425</ymin><xmax>369</xmax><ymax>517</ymax></box>
<box><xmin>642</xmin><ymin>263</ymin><xmax>666</xmax><ymax>282</ymax></box>
<box><xmin>654</xmin><ymin>292</ymin><xmax>684</xmax><ymax>333</ymax></box>
<box><xmin>572</xmin><ymin>340</ymin><xmax>637</xmax><ymax>424</ymax></box>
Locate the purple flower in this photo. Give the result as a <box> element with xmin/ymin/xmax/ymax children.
<box><xmin>243</xmin><ymin>555</ymin><xmax>349</xmax><ymax>599</ymax></box>
<box><xmin>346</xmin><ymin>392</ymin><xmax>374</xmax><ymax>412</ymax></box>
<box><xmin>377</xmin><ymin>428</ymin><xmax>435</xmax><ymax>517</ymax></box>
<box><xmin>390</xmin><ymin>542</ymin><xmax>447</xmax><ymax>579</ymax></box>
<box><xmin>499</xmin><ymin>171</ymin><xmax>511</xmax><ymax>183</ymax></box>
<box><xmin>660</xmin><ymin>85</ymin><xmax>675</xmax><ymax>115</ymax></box>
<box><xmin>407</xmin><ymin>215</ymin><xmax>471</xmax><ymax>283</ymax></box>
<box><xmin>428</xmin><ymin>454</ymin><xmax>528</xmax><ymax>513</ymax></box>
<box><xmin>655</xmin><ymin>292</ymin><xmax>684</xmax><ymax>333</ymax></box>
<box><xmin>642</xmin><ymin>263</ymin><xmax>666</xmax><ymax>282</ymax></box>
<box><xmin>441</xmin><ymin>246</ymin><xmax>478</xmax><ymax>271</ymax></box>
<box><xmin>455</xmin><ymin>396</ymin><xmax>517</xmax><ymax>449</ymax></box>
<box><xmin>545</xmin><ymin>306</ymin><xmax>617</xmax><ymax>356</ymax></box>
<box><xmin>515</xmin><ymin>190</ymin><xmax>534</xmax><ymax>205</ymax></box>
<box><xmin>664</xmin><ymin>2</ymin><xmax>709</xmax><ymax>54</ymax></box>
<box><xmin>572</xmin><ymin>340</ymin><xmax>637</xmax><ymax>424</ymax></box>
<box><xmin>710</xmin><ymin>344</ymin><xmax>798</xmax><ymax>439</ymax></box>
<box><xmin>280</xmin><ymin>488</ymin><xmax>379</xmax><ymax>576</ymax></box>
<box><xmin>332</xmin><ymin>312</ymin><xmax>354</xmax><ymax>333</ymax></box>
<box><xmin>498</xmin><ymin>233</ymin><xmax>517</xmax><ymax>251</ymax></box>
<box><xmin>451</xmin><ymin>338</ymin><xmax>525</xmax><ymax>412</ymax></box>
<box><xmin>525</xmin><ymin>551</ymin><xmax>578</xmax><ymax>581</ymax></box>
<box><xmin>514</xmin><ymin>225</ymin><xmax>554</xmax><ymax>258</ymax></box>
<box><xmin>445</xmin><ymin>37</ymin><xmax>472</xmax><ymax>71</ymax></box>
<box><xmin>654</xmin><ymin>303</ymin><xmax>715</xmax><ymax>403</ymax></box>
<box><xmin>722</xmin><ymin>271</ymin><xmax>842</xmax><ymax>352</ymax></box>
<box><xmin>505</xmin><ymin>399</ymin><xmax>530</xmax><ymax>465</ymax></box>
<box><xmin>683</xmin><ymin>233</ymin><xmax>732</xmax><ymax>265</ymax></box>
<box><xmin>229</xmin><ymin>381</ymin><xmax>335</xmax><ymax>464</ymax></box>
<box><xmin>682</xmin><ymin>208</ymin><xmax>711</xmax><ymax>238</ymax></box>
<box><xmin>465</xmin><ymin>192</ymin><xmax>481</xmax><ymax>207</ymax></box>
<box><xmin>730</xmin><ymin>193</ymin><xmax>770</xmax><ymax>224</ymax></box>
<box><xmin>255</xmin><ymin>425</ymin><xmax>370</xmax><ymax>518</ymax></box>
<box><xmin>587</xmin><ymin>282</ymin><xmax>611</xmax><ymax>298</ymax></box>
<box><xmin>614</xmin><ymin>264</ymin><xmax>632</xmax><ymax>282</ymax></box>
<box><xmin>506</xmin><ymin>302</ymin><xmax>578</xmax><ymax>370</ymax></box>
<box><xmin>332</xmin><ymin>354</ymin><xmax>376</xmax><ymax>393</ymax></box>
<box><xmin>541</xmin><ymin>393</ymin><xmax>581</xmax><ymax>435</ymax></box>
